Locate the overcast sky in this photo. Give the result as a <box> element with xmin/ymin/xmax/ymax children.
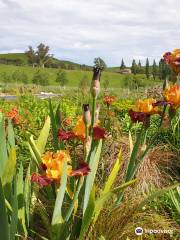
<box><xmin>0</xmin><ymin>0</ymin><xmax>179</xmax><ymax>66</ymax></box>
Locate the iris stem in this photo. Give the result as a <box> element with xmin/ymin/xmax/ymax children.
<box><xmin>91</xmin><ymin>97</ymin><xmax>96</xmax><ymax>135</ymax></box>
<box><xmin>84</xmin><ymin>125</ymin><xmax>89</xmax><ymax>161</ymax></box>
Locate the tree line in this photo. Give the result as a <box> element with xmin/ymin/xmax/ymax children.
<box><xmin>120</xmin><ymin>58</ymin><xmax>172</xmax><ymax>80</ymax></box>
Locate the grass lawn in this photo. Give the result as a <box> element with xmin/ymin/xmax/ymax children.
<box><xmin>0</xmin><ymin>64</ymin><xmax>161</xmax><ymax>88</ymax></box>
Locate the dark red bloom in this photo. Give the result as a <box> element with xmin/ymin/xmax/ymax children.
<box><xmin>31</xmin><ymin>173</ymin><xmax>52</xmax><ymax>187</ymax></box>
<box><xmin>70</xmin><ymin>162</ymin><xmax>90</xmax><ymax>176</ymax></box>
<box><xmin>128</xmin><ymin>109</ymin><xmax>148</xmax><ymax>123</ymax></box>
<box><xmin>93</xmin><ymin>126</ymin><xmax>106</xmax><ymax>139</ymax></box>
<box><xmin>58</xmin><ymin>130</ymin><xmax>76</xmax><ymax>141</ymax></box>
<box><xmin>41</xmin><ymin>163</ymin><xmax>47</xmax><ymax>171</ymax></box>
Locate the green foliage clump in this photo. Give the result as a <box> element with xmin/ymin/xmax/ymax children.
<box><xmin>56</xmin><ymin>70</ymin><xmax>68</xmax><ymax>86</ymax></box>
<box><xmin>12</xmin><ymin>70</ymin><xmax>29</xmax><ymax>84</ymax></box>
<box><xmin>32</xmin><ymin>70</ymin><xmax>49</xmax><ymax>86</ymax></box>
<box><xmin>0</xmin><ymin>71</ymin><xmax>11</xmax><ymax>83</ymax></box>
<box><xmin>113</xmin><ymin>99</ymin><xmax>134</xmax><ymax>116</ymax></box>
<box><xmin>78</xmin><ymin>74</ymin><xmax>90</xmax><ymax>95</ymax></box>
<box><xmin>123</xmin><ymin>74</ymin><xmax>147</xmax><ymax>89</ymax></box>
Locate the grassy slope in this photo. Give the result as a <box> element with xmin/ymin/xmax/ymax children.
<box><xmin>0</xmin><ymin>53</ymin><xmax>121</xmax><ymax>72</ymax></box>
<box><xmin>0</xmin><ymin>53</ymin><xmax>27</xmax><ymax>62</ymax></box>
<box><xmin>0</xmin><ymin>64</ymin><xmax>161</xmax><ymax>88</ymax></box>
<box><xmin>0</xmin><ymin>53</ymin><xmax>90</xmax><ymax>69</ymax></box>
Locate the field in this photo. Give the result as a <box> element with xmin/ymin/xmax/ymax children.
<box><xmin>0</xmin><ymin>51</ymin><xmax>179</xmax><ymax>240</ymax></box>
<box><xmin>0</xmin><ymin>63</ymin><xmax>161</xmax><ymax>89</ymax></box>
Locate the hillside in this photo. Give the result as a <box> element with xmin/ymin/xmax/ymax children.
<box><xmin>0</xmin><ymin>53</ymin><xmax>127</xmax><ymax>72</ymax></box>
<box><xmin>0</xmin><ymin>53</ymin><xmax>91</xmax><ymax>70</ymax></box>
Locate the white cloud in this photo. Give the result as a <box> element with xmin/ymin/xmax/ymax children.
<box><xmin>0</xmin><ymin>0</ymin><xmax>180</xmax><ymax>66</ymax></box>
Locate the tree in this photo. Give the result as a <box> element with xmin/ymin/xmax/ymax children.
<box><xmin>136</xmin><ymin>60</ymin><xmax>144</xmax><ymax>74</ymax></box>
<box><xmin>36</xmin><ymin>43</ymin><xmax>53</xmax><ymax>68</ymax></box>
<box><xmin>60</xmin><ymin>63</ymin><xmax>67</xmax><ymax>69</ymax></box>
<box><xmin>120</xmin><ymin>58</ymin><xmax>126</xmax><ymax>70</ymax></box>
<box><xmin>152</xmin><ymin>60</ymin><xmax>157</xmax><ymax>80</ymax></box>
<box><xmin>32</xmin><ymin>70</ymin><xmax>49</xmax><ymax>86</ymax></box>
<box><xmin>25</xmin><ymin>43</ymin><xmax>53</xmax><ymax>68</ymax></box>
<box><xmin>138</xmin><ymin>60</ymin><xmax>142</xmax><ymax>68</ymax></box>
<box><xmin>25</xmin><ymin>46</ymin><xmax>37</xmax><ymax>67</ymax></box>
<box><xmin>159</xmin><ymin>59</ymin><xmax>172</xmax><ymax>80</ymax></box>
<box><xmin>131</xmin><ymin>59</ymin><xmax>137</xmax><ymax>75</ymax></box>
<box><xmin>145</xmin><ymin>58</ymin><xmax>150</xmax><ymax>79</ymax></box>
<box><xmin>94</xmin><ymin>57</ymin><xmax>107</xmax><ymax>70</ymax></box>
<box><xmin>56</xmin><ymin>70</ymin><xmax>68</xmax><ymax>87</ymax></box>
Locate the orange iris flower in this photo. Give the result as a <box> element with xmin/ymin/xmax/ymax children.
<box><xmin>164</xmin><ymin>85</ymin><xmax>180</xmax><ymax>107</ymax></box>
<box><xmin>72</xmin><ymin>116</ymin><xmax>86</xmax><ymax>139</ymax></box>
<box><xmin>31</xmin><ymin>150</ymin><xmax>91</xmax><ymax>186</ymax></box>
<box><xmin>103</xmin><ymin>95</ymin><xmax>117</xmax><ymax>106</ymax></box>
<box><xmin>6</xmin><ymin>107</ymin><xmax>21</xmax><ymax>125</ymax></box>
<box><xmin>42</xmin><ymin>151</ymin><xmax>72</xmax><ymax>180</ymax></box>
<box><xmin>135</xmin><ymin>98</ymin><xmax>158</xmax><ymax>114</ymax></box>
<box><xmin>63</xmin><ymin>117</ymin><xmax>72</xmax><ymax>126</ymax></box>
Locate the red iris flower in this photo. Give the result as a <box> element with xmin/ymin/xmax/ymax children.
<box><xmin>58</xmin><ymin>130</ymin><xmax>76</xmax><ymax>141</ymax></box>
<box><xmin>128</xmin><ymin>109</ymin><xmax>148</xmax><ymax>123</ymax></box>
<box><xmin>93</xmin><ymin>126</ymin><xmax>106</xmax><ymax>139</ymax></box>
<box><xmin>31</xmin><ymin>173</ymin><xmax>53</xmax><ymax>187</ymax></box>
<box><xmin>70</xmin><ymin>162</ymin><xmax>91</xmax><ymax>176</ymax></box>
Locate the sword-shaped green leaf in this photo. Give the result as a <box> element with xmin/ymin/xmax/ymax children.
<box><xmin>83</xmin><ymin>140</ymin><xmax>102</xmax><ymax>214</ymax></box>
<box><xmin>36</xmin><ymin>116</ymin><xmax>51</xmax><ymax>154</ymax></box>
<box><xmin>0</xmin><ymin>178</ymin><xmax>9</xmax><ymax>240</ymax></box>
<box><xmin>2</xmin><ymin>148</ymin><xmax>16</xmax><ymax>187</ymax></box>
<box><xmin>51</xmin><ymin>161</ymin><xmax>67</xmax><ymax>239</ymax></box>
<box><xmin>0</xmin><ymin>115</ymin><xmax>8</xmax><ymax>177</ymax></box>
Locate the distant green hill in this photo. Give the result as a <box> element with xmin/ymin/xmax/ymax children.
<box><xmin>0</xmin><ymin>53</ymin><xmax>156</xmax><ymax>75</ymax></box>
<box><xmin>0</xmin><ymin>53</ymin><xmax>27</xmax><ymax>64</ymax></box>
<box><xmin>0</xmin><ymin>53</ymin><xmax>92</xmax><ymax>70</ymax></box>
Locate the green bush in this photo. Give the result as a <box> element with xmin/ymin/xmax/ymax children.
<box><xmin>0</xmin><ymin>71</ymin><xmax>12</xmax><ymax>83</ymax></box>
<box><xmin>12</xmin><ymin>70</ymin><xmax>29</xmax><ymax>84</ymax></box>
<box><xmin>56</xmin><ymin>70</ymin><xmax>68</xmax><ymax>86</ymax></box>
<box><xmin>113</xmin><ymin>99</ymin><xmax>134</xmax><ymax>118</ymax></box>
<box><xmin>32</xmin><ymin>70</ymin><xmax>49</xmax><ymax>86</ymax></box>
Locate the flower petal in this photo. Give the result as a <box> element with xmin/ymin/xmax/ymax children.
<box><xmin>70</xmin><ymin>162</ymin><xmax>90</xmax><ymax>176</ymax></box>
<box><xmin>128</xmin><ymin>109</ymin><xmax>147</xmax><ymax>123</ymax></box>
<box><xmin>93</xmin><ymin>126</ymin><xmax>106</xmax><ymax>139</ymax></box>
<box><xmin>58</xmin><ymin>130</ymin><xmax>76</xmax><ymax>141</ymax></box>
<box><xmin>31</xmin><ymin>173</ymin><xmax>52</xmax><ymax>187</ymax></box>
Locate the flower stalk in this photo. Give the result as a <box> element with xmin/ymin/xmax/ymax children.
<box><xmin>90</xmin><ymin>67</ymin><xmax>101</xmax><ymax>135</ymax></box>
